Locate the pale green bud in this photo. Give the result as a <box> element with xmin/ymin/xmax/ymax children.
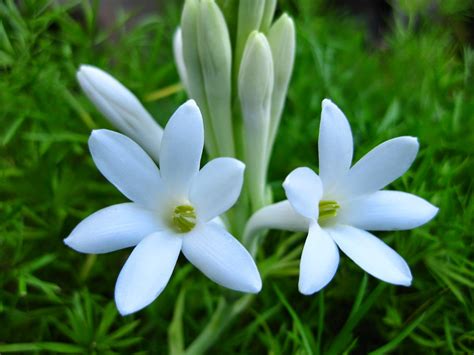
<box><xmin>267</xmin><ymin>14</ymin><xmax>295</xmax><ymax>159</ymax></box>
<box><xmin>260</xmin><ymin>0</ymin><xmax>277</xmax><ymax>33</ymax></box>
<box><xmin>235</xmin><ymin>0</ymin><xmax>265</xmax><ymax>78</ymax></box>
<box><xmin>238</xmin><ymin>32</ymin><xmax>274</xmax><ymax>210</ymax></box>
<box><xmin>181</xmin><ymin>0</ymin><xmax>218</xmax><ymax>156</ymax></box>
<box><xmin>197</xmin><ymin>0</ymin><xmax>235</xmax><ymax>156</ymax></box>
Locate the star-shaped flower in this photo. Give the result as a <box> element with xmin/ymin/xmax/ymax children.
<box><xmin>246</xmin><ymin>99</ymin><xmax>438</xmax><ymax>295</ymax></box>
<box><xmin>65</xmin><ymin>100</ymin><xmax>262</xmax><ymax>315</ymax></box>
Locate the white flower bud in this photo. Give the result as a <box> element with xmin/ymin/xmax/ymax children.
<box><xmin>181</xmin><ymin>0</ymin><xmax>218</xmax><ymax>156</ymax></box>
<box><xmin>197</xmin><ymin>0</ymin><xmax>235</xmax><ymax>156</ymax></box>
<box><xmin>260</xmin><ymin>0</ymin><xmax>277</xmax><ymax>33</ymax></box>
<box><xmin>235</xmin><ymin>0</ymin><xmax>265</xmax><ymax>76</ymax></box>
<box><xmin>76</xmin><ymin>65</ymin><xmax>163</xmax><ymax>162</ymax></box>
<box><xmin>238</xmin><ymin>32</ymin><xmax>274</xmax><ymax>210</ymax></box>
<box><xmin>267</xmin><ymin>14</ymin><xmax>296</xmax><ymax>158</ymax></box>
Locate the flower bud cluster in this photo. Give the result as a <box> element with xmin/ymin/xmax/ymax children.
<box><xmin>175</xmin><ymin>0</ymin><xmax>295</xmax><ymax>211</ymax></box>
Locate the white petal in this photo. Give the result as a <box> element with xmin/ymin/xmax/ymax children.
<box><xmin>299</xmin><ymin>223</ymin><xmax>340</xmax><ymax>295</ymax></box>
<box><xmin>159</xmin><ymin>100</ymin><xmax>204</xmax><ymax>199</ymax></box>
<box><xmin>182</xmin><ymin>223</ymin><xmax>261</xmax><ymax>293</ymax></box>
<box><xmin>283</xmin><ymin>167</ymin><xmax>323</xmax><ymax>220</ymax></box>
<box><xmin>243</xmin><ymin>200</ymin><xmax>311</xmax><ymax>256</ymax></box>
<box><xmin>64</xmin><ymin>203</ymin><xmax>164</xmax><ymax>254</ymax></box>
<box><xmin>318</xmin><ymin>99</ymin><xmax>353</xmax><ymax>194</ymax></box>
<box><xmin>189</xmin><ymin>158</ymin><xmax>245</xmax><ymax>222</ymax></box>
<box><xmin>327</xmin><ymin>225</ymin><xmax>412</xmax><ymax>286</ymax></box>
<box><xmin>338</xmin><ymin>191</ymin><xmax>438</xmax><ymax>231</ymax></box>
<box><xmin>77</xmin><ymin>65</ymin><xmax>163</xmax><ymax>162</ymax></box>
<box><xmin>115</xmin><ymin>231</ymin><xmax>182</xmax><ymax>315</ymax></box>
<box><xmin>243</xmin><ymin>200</ymin><xmax>310</xmax><ymax>243</ymax></box>
<box><xmin>89</xmin><ymin>129</ymin><xmax>162</xmax><ymax>209</ymax></box>
<box><xmin>342</xmin><ymin>137</ymin><xmax>419</xmax><ymax>198</ymax></box>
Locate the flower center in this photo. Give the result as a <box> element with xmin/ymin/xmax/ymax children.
<box><xmin>172</xmin><ymin>205</ymin><xmax>197</xmax><ymax>233</ymax></box>
<box><xmin>318</xmin><ymin>200</ymin><xmax>340</xmax><ymax>223</ymax></box>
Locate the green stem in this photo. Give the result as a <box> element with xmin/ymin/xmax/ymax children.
<box><xmin>184</xmin><ymin>294</ymin><xmax>254</xmax><ymax>355</ymax></box>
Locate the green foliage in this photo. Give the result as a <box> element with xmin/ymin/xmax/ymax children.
<box><xmin>0</xmin><ymin>0</ymin><xmax>472</xmax><ymax>353</ymax></box>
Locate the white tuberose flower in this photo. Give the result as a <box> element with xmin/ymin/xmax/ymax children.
<box><xmin>64</xmin><ymin>100</ymin><xmax>262</xmax><ymax>315</ymax></box>
<box><xmin>246</xmin><ymin>99</ymin><xmax>438</xmax><ymax>295</ymax></box>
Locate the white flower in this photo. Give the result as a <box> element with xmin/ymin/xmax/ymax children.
<box><xmin>64</xmin><ymin>100</ymin><xmax>262</xmax><ymax>315</ymax></box>
<box><xmin>245</xmin><ymin>99</ymin><xmax>438</xmax><ymax>295</ymax></box>
<box><xmin>77</xmin><ymin>65</ymin><xmax>163</xmax><ymax>163</ymax></box>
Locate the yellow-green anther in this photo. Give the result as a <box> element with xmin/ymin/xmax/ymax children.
<box><xmin>267</xmin><ymin>14</ymin><xmax>295</xmax><ymax>161</ymax></box>
<box><xmin>197</xmin><ymin>0</ymin><xmax>235</xmax><ymax>157</ymax></box>
<box><xmin>234</xmin><ymin>0</ymin><xmax>265</xmax><ymax>79</ymax></box>
<box><xmin>172</xmin><ymin>205</ymin><xmax>197</xmax><ymax>233</ymax></box>
<box><xmin>181</xmin><ymin>0</ymin><xmax>218</xmax><ymax>157</ymax></box>
<box><xmin>260</xmin><ymin>0</ymin><xmax>277</xmax><ymax>33</ymax></box>
<box><xmin>318</xmin><ymin>200</ymin><xmax>340</xmax><ymax>222</ymax></box>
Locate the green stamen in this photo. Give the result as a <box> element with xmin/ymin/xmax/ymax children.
<box><xmin>172</xmin><ymin>205</ymin><xmax>197</xmax><ymax>233</ymax></box>
<box><xmin>318</xmin><ymin>200</ymin><xmax>340</xmax><ymax>222</ymax></box>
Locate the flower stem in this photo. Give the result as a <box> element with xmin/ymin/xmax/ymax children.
<box><xmin>184</xmin><ymin>294</ymin><xmax>254</xmax><ymax>355</ymax></box>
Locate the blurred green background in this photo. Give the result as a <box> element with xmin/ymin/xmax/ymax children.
<box><xmin>0</xmin><ymin>0</ymin><xmax>473</xmax><ymax>353</ymax></box>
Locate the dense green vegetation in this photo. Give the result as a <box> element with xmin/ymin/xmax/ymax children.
<box><xmin>0</xmin><ymin>0</ymin><xmax>472</xmax><ymax>353</ymax></box>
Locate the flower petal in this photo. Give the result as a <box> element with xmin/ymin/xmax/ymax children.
<box><xmin>243</xmin><ymin>200</ymin><xmax>310</xmax><ymax>242</ymax></box>
<box><xmin>342</xmin><ymin>137</ymin><xmax>419</xmax><ymax>198</ymax></box>
<box><xmin>318</xmin><ymin>99</ymin><xmax>353</xmax><ymax>194</ymax></box>
<box><xmin>89</xmin><ymin>129</ymin><xmax>162</xmax><ymax>209</ymax></box>
<box><xmin>159</xmin><ymin>100</ymin><xmax>204</xmax><ymax>199</ymax></box>
<box><xmin>189</xmin><ymin>157</ymin><xmax>245</xmax><ymax>222</ymax></box>
<box><xmin>115</xmin><ymin>231</ymin><xmax>182</xmax><ymax>316</ymax></box>
<box><xmin>338</xmin><ymin>191</ymin><xmax>438</xmax><ymax>231</ymax></box>
<box><xmin>327</xmin><ymin>224</ymin><xmax>412</xmax><ymax>286</ymax></box>
<box><xmin>299</xmin><ymin>223</ymin><xmax>340</xmax><ymax>295</ymax></box>
<box><xmin>182</xmin><ymin>223</ymin><xmax>261</xmax><ymax>293</ymax></box>
<box><xmin>64</xmin><ymin>203</ymin><xmax>165</xmax><ymax>254</ymax></box>
<box><xmin>242</xmin><ymin>200</ymin><xmax>311</xmax><ymax>256</ymax></box>
<box><xmin>283</xmin><ymin>167</ymin><xmax>323</xmax><ymax>220</ymax></box>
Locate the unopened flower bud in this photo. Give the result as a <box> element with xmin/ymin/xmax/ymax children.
<box><xmin>197</xmin><ymin>0</ymin><xmax>234</xmax><ymax>156</ymax></box>
<box><xmin>76</xmin><ymin>65</ymin><xmax>163</xmax><ymax>162</ymax></box>
<box><xmin>238</xmin><ymin>31</ymin><xmax>274</xmax><ymax>210</ymax></box>
<box><xmin>267</xmin><ymin>13</ymin><xmax>296</xmax><ymax>158</ymax></box>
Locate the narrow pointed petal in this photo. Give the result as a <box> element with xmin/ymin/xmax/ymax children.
<box><xmin>64</xmin><ymin>203</ymin><xmax>165</xmax><ymax>254</ymax></box>
<box><xmin>327</xmin><ymin>225</ymin><xmax>412</xmax><ymax>286</ymax></box>
<box><xmin>115</xmin><ymin>231</ymin><xmax>182</xmax><ymax>316</ymax></box>
<box><xmin>342</xmin><ymin>137</ymin><xmax>419</xmax><ymax>197</ymax></box>
<box><xmin>77</xmin><ymin>65</ymin><xmax>163</xmax><ymax>162</ymax></box>
<box><xmin>182</xmin><ymin>223</ymin><xmax>261</xmax><ymax>293</ymax></box>
<box><xmin>243</xmin><ymin>200</ymin><xmax>310</xmax><ymax>256</ymax></box>
<box><xmin>189</xmin><ymin>158</ymin><xmax>245</xmax><ymax>222</ymax></box>
<box><xmin>89</xmin><ymin>129</ymin><xmax>162</xmax><ymax>209</ymax></box>
<box><xmin>243</xmin><ymin>200</ymin><xmax>310</xmax><ymax>244</ymax></box>
<box><xmin>283</xmin><ymin>167</ymin><xmax>322</xmax><ymax>220</ymax></box>
<box><xmin>299</xmin><ymin>223</ymin><xmax>340</xmax><ymax>295</ymax></box>
<box><xmin>318</xmin><ymin>99</ymin><xmax>353</xmax><ymax>194</ymax></box>
<box><xmin>159</xmin><ymin>100</ymin><xmax>204</xmax><ymax>198</ymax></box>
<box><xmin>338</xmin><ymin>191</ymin><xmax>439</xmax><ymax>231</ymax></box>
